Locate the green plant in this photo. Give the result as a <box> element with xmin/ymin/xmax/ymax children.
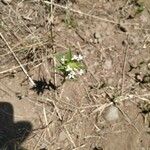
<box><xmin>64</xmin><ymin>15</ymin><xmax>77</xmax><ymax>28</ymax></box>
<box><xmin>55</xmin><ymin>49</ymin><xmax>86</xmax><ymax>79</ymax></box>
<box><xmin>136</xmin><ymin>2</ymin><xmax>144</xmax><ymax>14</ymax></box>
<box><xmin>63</xmin><ymin>10</ymin><xmax>77</xmax><ymax>28</ymax></box>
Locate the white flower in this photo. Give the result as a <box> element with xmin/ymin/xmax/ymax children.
<box><xmin>72</xmin><ymin>54</ymin><xmax>83</xmax><ymax>61</ymax></box>
<box><xmin>67</xmin><ymin>71</ymin><xmax>76</xmax><ymax>79</ymax></box>
<box><xmin>77</xmin><ymin>54</ymin><xmax>83</xmax><ymax>61</ymax></box>
<box><xmin>61</xmin><ymin>56</ymin><xmax>67</xmax><ymax>64</ymax></box>
<box><xmin>66</xmin><ymin>65</ymin><xmax>73</xmax><ymax>72</ymax></box>
<box><xmin>74</xmin><ymin>68</ymin><xmax>78</xmax><ymax>72</ymax></box>
<box><xmin>72</xmin><ymin>55</ymin><xmax>78</xmax><ymax>60</ymax></box>
<box><xmin>78</xmin><ymin>69</ymin><xmax>84</xmax><ymax>75</ymax></box>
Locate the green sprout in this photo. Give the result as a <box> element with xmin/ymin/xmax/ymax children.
<box><xmin>64</xmin><ymin>15</ymin><xmax>77</xmax><ymax>28</ymax></box>
<box><xmin>55</xmin><ymin>49</ymin><xmax>86</xmax><ymax>79</ymax></box>
<box><xmin>63</xmin><ymin>10</ymin><xmax>78</xmax><ymax>28</ymax></box>
<box><xmin>136</xmin><ymin>2</ymin><xmax>144</xmax><ymax>14</ymax></box>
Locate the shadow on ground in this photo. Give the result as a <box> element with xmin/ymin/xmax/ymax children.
<box><xmin>31</xmin><ymin>78</ymin><xmax>57</xmax><ymax>95</ymax></box>
<box><xmin>0</xmin><ymin>102</ymin><xmax>32</xmax><ymax>150</ymax></box>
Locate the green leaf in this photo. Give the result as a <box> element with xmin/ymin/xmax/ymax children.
<box><xmin>55</xmin><ymin>49</ymin><xmax>72</xmax><ymax>64</ymax></box>
<box><xmin>56</xmin><ymin>65</ymin><xmax>66</xmax><ymax>72</ymax></box>
<box><xmin>65</xmin><ymin>48</ymin><xmax>72</xmax><ymax>62</ymax></box>
<box><xmin>55</xmin><ymin>53</ymin><xmax>63</xmax><ymax>63</ymax></box>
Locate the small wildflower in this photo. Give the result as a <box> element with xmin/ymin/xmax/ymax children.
<box><xmin>72</xmin><ymin>54</ymin><xmax>83</xmax><ymax>61</ymax></box>
<box><xmin>77</xmin><ymin>54</ymin><xmax>83</xmax><ymax>61</ymax></box>
<box><xmin>61</xmin><ymin>56</ymin><xmax>67</xmax><ymax>64</ymax></box>
<box><xmin>71</xmin><ymin>55</ymin><xmax>78</xmax><ymax>61</ymax></box>
<box><xmin>67</xmin><ymin>71</ymin><xmax>76</xmax><ymax>79</ymax></box>
<box><xmin>56</xmin><ymin>49</ymin><xmax>85</xmax><ymax>80</ymax></box>
<box><xmin>78</xmin><ymin>69</ymin><xmax>84</xmax><ymax>75</ymax></box>
<box><xmin>74</xmin><ymin>68</ymin><xmax>78</xmax><ymax>72</ymax></box>
<box><xmin>66</xmin><ymin>65</ymin><xmax>73</xmax><ymax>72</ymax></box>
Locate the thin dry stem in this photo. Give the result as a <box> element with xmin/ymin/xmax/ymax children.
<box><xmin>33</xmin><ymin>130</ymin><xmax>46</xmax><ymax>150</ymax></box>
<box><xmin>45</xmin><ymin>98</ymin><xmax>62</xmax><ymax>120</ymax></box>
<box><xmin>0</xmin><ymin>33</ymin><xmax>35</xmax><ymax>86</ymax></box>
<box><xmin>43</xmin><ymin>104</ymin><xmax>51</xmax><ymax>139</ymax></box>
<box><xmin>116</xmin><ymin>106</ymin><xmax>140</xmax><ymax>133</ymax></box>
<box><xmin>44</xmin><ymin>1</ymin><xmax>118</xmax><ymax>24</ymax></box>
<box><xmin>121</xmin><ymin>37</ymin><xmax>129</xmax><ymax>95</ymax></box>
<box><xmin>0</xmin><ymin>55</ymin><xmax>52</xmax><ymax>75</ymax></box>
<box><xmin>64</xmin><ymin>125</ymin><xmax>76</xmax><ymax>148</ymax></box>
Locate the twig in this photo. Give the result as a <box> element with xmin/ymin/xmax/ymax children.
<box><xmin>121</xmin><ymin>43</ymin><xmax>129</xmax><ymax>95</ymax></box>
<box><xmin>64</xmin><ymin>125</ymin><xmax>76</xmax><ymax>148</ymax></box>
<box><xmin>72</xmin><ymin>144</ymin><xmax>86</xmax><ymax>150</ymax></box>
<box><xmin>0</xmin><ymin>54</ymin><xmax>53</xmax><ymax>75</ymax></box>
<box><xmin>33</xmin><ymin>130</ymin><xmax>46</xmax><ymax>150</ymax></box>
<box><xmin>45</xmin><ymin>98</ymin><xmax>62</xmax><ymax>120</ymax></box>
<box><xmin>92</xmin><ymin>103</ymin><xmax>112</xmax><ymax>115</ymax></box>
<box><xmin>116</xmin><ymin>106</ymin><xmax>140</xmax><ymax>133</ymax></box>
<box><xmin>43</xmin><ymin>104</ymin><xmax>51</xmax><ymax>139</ymax></box>
<box><xmin>0</xmin><ymin>33</ymin><xmax>35</xmax><ymax>86</ymax></box>
<box><xmin>43</xmin><ymin>1</ymin><xmax>118</xmax><ymax>24</ymax></box>
<box><xmin>44</xmin><ymin>1</ymin><xmax>150</xmax><ymax>31</ymax></box>
<box><xmin>0</xmin><ymin>41</ymin><xmax>50</xmax><ymax>58</ymax></box>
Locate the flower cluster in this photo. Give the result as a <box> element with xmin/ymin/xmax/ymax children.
<box><xmin>71</xmin><ymin>54</ymin><xmax>83</xmax><ymax>61</ymax></box>
<box><xmin>66</xmin><ymin>64</ymin><xmax>85</xmax><ymax>79</ymax></box>
<box><xmin>56</xmin><ymin>50</ymin><xmax>85</xmax><ymax>79</ymax></box>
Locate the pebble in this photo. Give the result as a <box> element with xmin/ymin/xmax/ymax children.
<box><xmin>58</xmin><ymin>131</ymin><xmax>66</xmax><ymax>141</ymax></box>
<box><xmin>2</xmin><ymin>0</ymin><xmax>12</xmax><ymax>4</ymax></box>
<box><xmin>135</xmin><ymin>73</ymin><xmax>143</xmax><ymax>82</ymax></box>
<box><xmin>105</xmin><ymin>105</ymin><xmax>119</xmax><ymax>121</ymax></box>
<box><xmin>104</xmin><ymin>59</ymin><xmax>112</xmax><ymax>70</ymax></box>
<box><xmin>94</xmin><ymin>32</ymin><xmax>101</xmax><ymax>39</ymax></box>
<box><xmin>143</xmin><ymin>75</ymin><xmax>150</xmax><ymax>83</ymax></box>
<box><xmin>147</xmin><ymin>62</ymin><xmax>150</xmax><ymax>70</ymax></box>
<box><xmin>134</xmin><ymin>50</ymin><xmax>140</xmax><ymax>55</ymax></box>
<box><xmin>93</xmin><ymin>38</ymin><xmax>99</xmax><ymax>44</ymax></box>
<box><xmin>143</xmin><ymin>44</ymin><xmax>147</xmax><ymax>49</ymax></box>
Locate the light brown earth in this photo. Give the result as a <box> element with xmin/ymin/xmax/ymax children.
<box><xmin>0</xmin><ymin>0</ymin><xmax>150</xmax><ymax>149</ymax></box>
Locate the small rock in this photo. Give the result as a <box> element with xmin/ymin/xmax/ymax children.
<box><xmin>93</xmin><ymin>38</ymin><xmax>99</xmax><ymax>44</ymax></box>
<box><xmin>2</xmin><ymin>0</ymin><xmax>12</xmax><ymax>4</ymax></box>
<box><xmin>134</xmin><ymin>50</ymin><xmax>140</xmax><ymax>55</ymax></box>
<box><xmin>143</xmin><ymin>44</ymin><xmax>147</xmax><ymax>49</ymax></box>
<box><xmin>58</xmin><ymin>131</ymin><xmax>66</xmax><ymax>141</ymax></box>
<box><xmin>94</xmin><ymin>32</ymin><xmax>101</xmax><ymax>39</ymax></box>
<box><xmin>135</xmin><ymin>73</ymin><xmax>144</xmax><ymax>82</ymax></box>
<box><xmin>90</xmin><ymin>38</ymin><xmax>93</xmax><ymax>43</ymax></box>
<box><xmin>105</xmin><ymin>105</ymin><xmax>119</xmax><ymax>121</ymax></box>
<box><xmin>143</xmin><ymin>75</ymin><xmax>150</xmax><ymax>83</ymax></box>
<box><xmin>104</xmin><ymin>59</ymin><xmax>112</xmax><ymax>70</ymax></box>
<box><xmin>147</xmin><ymin>62</ymin><xmax>150</xmax><ymax>70</ymax></box>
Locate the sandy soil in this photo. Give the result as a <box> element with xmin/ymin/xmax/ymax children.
<box><xmin>0</xmin><ymin>0</ymin><xmax>150</xmax><ymax>149</ymax></box>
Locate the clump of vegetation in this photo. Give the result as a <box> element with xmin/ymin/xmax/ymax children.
<box><xmin>63</xmin><ymin>9</ymin><xmax>78</xmax><ymax>28</ymax></box>
<box><xmin>138</xmin><ymin>101</ymin><xmax>150</xmax><ymax>129</ymax></box>
<box><xmin>135</xmin><ymin>2</ymin><xmax>144</xmax><ymax>14</ymax></box>
<box><xmin>127</xmin><ymin>0</ymin><xmax>145</xmax><ymax>19</ymax></box>
<box><xmin>64</xmin><ymin>14</ymin><xmax>78</xmax><ymax>28</ymax></box>
<box><xmin>55</xmin><ymin>49</ymin><xmax>86</xmax><ymax>79</ymax></box>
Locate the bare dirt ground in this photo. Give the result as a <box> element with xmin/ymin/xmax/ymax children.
<box><xmin>0</xmin><ymin>0</ymin><xmax>150</xmax><ymax>149</ymax></box>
